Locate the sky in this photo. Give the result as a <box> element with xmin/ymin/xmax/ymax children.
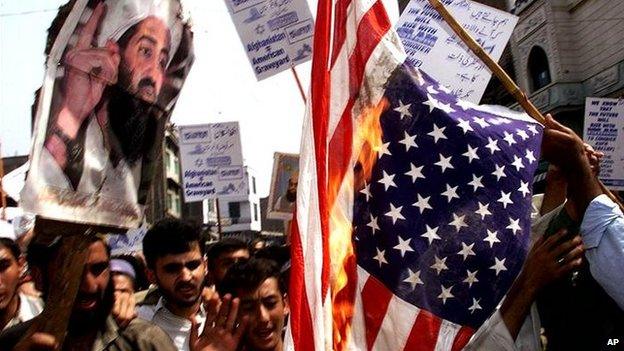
<box><xmin>0</xmin><ymin>0</ymin><xmax>403</xmax><ymax>197</ymax></box>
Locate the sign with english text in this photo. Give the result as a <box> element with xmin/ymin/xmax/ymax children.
<box><xmin>583</xmin><ymin>97</ymin><xmax>624</xmax><ymax>190</ymax></box>
<box><xmin>106</xmin><ymin>225</ymin><xmax>148</xmax><ymax>255</ymax></box>
<box><xmin>179</xmin><ymin>122</ymin><xmax>247</xmax><ymax>202</ymax></box>
<box><xmin>396</xmin><ymin>0</ymin><xmax>517</xmax><ymax>103</ymax></box>
<box><xmin>224</xmin><ymin>0</ymin><xmax>314</xmax><ymax>80</ymax></box>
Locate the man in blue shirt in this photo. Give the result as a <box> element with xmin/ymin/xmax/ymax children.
<box><xmin>542</xmin><ymin>114</ymin><xmax>624</xmax><ymax>308</ymax></box>
<box><xmin>537</xmin><ymin>114</ymin><xmax>624</xmax><ymax>350</ymax></box>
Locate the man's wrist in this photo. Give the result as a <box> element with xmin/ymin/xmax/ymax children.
<box><xmin>55</xmin><ymin>106</ymin><xmax>81</xmax><ymax>139</ymax></box>
<box><xmin>44</xmin><ymin>135</ymin><xmax>68</xmax><ymax>169</ymax></box>
<box><xmin>567</xmin><ymin>160</ymin><xmax>603</xmax><ymax>216</ymax></box>
<box><xmin>515</xmin><ymin>271</ymin><xmax>539</xmax><ymax>298</ymax></box>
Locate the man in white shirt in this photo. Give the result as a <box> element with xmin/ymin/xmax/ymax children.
<box><xmin>138</xmin><ymin>219</ymin><xmax>208</xmax><ymax>351</ymax></box>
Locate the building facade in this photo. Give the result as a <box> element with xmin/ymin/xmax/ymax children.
<box><xmin>201</xmin><ymin>166</ymin><xmax>262</xmax><ymax>237</ymax></box>
<box><xmin>507</xmin><ymin>0</ymin><xmax>624</xmax><ymax>131</ymax></box>
<box><xmin>397</xmin><ymin>0</ymin><xmax>624</xmax><ymax>133</ymax></box>
<box><xmin>146</xmin><ymin>123</ymin><xmax>204</xmax><ymax>225</ymax></box>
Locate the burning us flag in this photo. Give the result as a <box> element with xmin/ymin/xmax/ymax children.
<box><xmin>287</xmin><ymin>0</ymin><xmax>543</xmax><ymax>350</ymax></box>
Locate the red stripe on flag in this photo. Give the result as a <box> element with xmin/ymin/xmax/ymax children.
<box><xmin>451</xmin><ymin>326</ymin><xmax>475</xmax><ymax>351</ymax></box>
<box><xmin>348</xmin><ymin>0</ymin><xmax>392</xmax><ymax>97</ymax></box>
<box><xmin>310</xmin><ymin>0</ymin><xmax>333</xmax><ymax>304</ymax></box>
<box><xmin>403</xmin><ymin>310</ymin><xmax>443</xmax><ymax>351</ymax></box>
<box><xmin>288</xmin><ymin>216</ymin><xmax>316</xmax><ymax>351</ymax></box>
<box><xmin>330</xmin><ymin>0</ymin><xmax>353</xmax><ymax>67</ymax></box>
<box><xmin>328</xmin><ymin>0</ymin><xmax>392</xmax><ymax>207</ymax></box>
<box><xmin>326</xmin><ymin>1</ymin><xmax>392</xmax><ymax>349</ymax></box>
<box><xmin>360</xmin><ymin>275</ymin><xmax>393</xmax><ymax>350</ymax></box>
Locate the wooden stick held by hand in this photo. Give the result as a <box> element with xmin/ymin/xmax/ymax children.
<box><xmin>427</xmin><ymin>0</ymin><xmax>624</xmax><ymax>211</ymax></box>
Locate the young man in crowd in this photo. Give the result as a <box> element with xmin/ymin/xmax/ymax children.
<box><xmin>213</xmin><ymin>258</ymin><xmax>289</xmax><ymax>351</ymax></box>
<box><xmin>110</xmin><ymin>257</ymin><xmax>137</xmax><ymax>295</ymax></box>
<box><xmin>0</xmin><ymin>238</ymin><xmax>43</xmax><ymax>331</ymax></box>
<box><xmin>207</xmin><ymin>238</ymin><xmax>250</xmax><ymax>287</ymax></box>
<box><xmin>0</xmin><ymin>235</ymin><xmax>176</xmax><ymax>350</ymax></box>
<box><xmin>138</xmin><ymin>218</ymin><xmax>208</xmax><ymax>351</ymax></box>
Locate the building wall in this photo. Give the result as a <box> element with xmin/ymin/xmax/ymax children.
<box><xmin>201</xmin><ymin>167</ymin><xmax>261</xmax><ymax>236</ymax></box>
<box><xmin>508</xmin><ymin>0</ymin><xmax>624</xmax><ymax>130</ymax></box>
<box><xmin>145</xmin><ymin>124</ymin><xmax>184</xmax><ymax>224</ymax></box>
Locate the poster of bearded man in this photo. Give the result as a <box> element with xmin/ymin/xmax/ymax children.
<box><xmin>21</xmin><ymin>0</ymin><xmax>194</xmax><ymax>229</ymax></box>
<box><xmin>267</xmin><ymin>152</ymin><xmax>299</xmax><ymax>220</ymax></box>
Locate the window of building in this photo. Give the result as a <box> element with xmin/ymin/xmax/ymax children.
<box><xmin>166</xmin><ymin>193</ymin><xmax>173</xmax><ymax>211</ymax></box>
<box><xmin>253</xmin><ymin>203</ymin><xmax>258</xmax><ymax>221</ymax></box>
<box><xmin>252</xmin><ymin>176</ymin><xmax>257</xmax><ymax>194</ymax></box>
<box><xmin>208</xmin><ymin>199</ymin><xmax>216</xmax><ymax>212</ymax></box>
<box><xmin>166</xmin><ymin>189</ymin><xmax>181</xmax><ymax>216</ymax></box>
<box><xmin>174</xmin><ymin>155</ymin><xmax>180</xmax><ymax>174</ymax></box>
<box><xmin>228</xmin><ymin>202</ymin><xmax>241</xmax><ymax>219</ymax></box>
<box><xmin>165</xmin><ymin>151</ymin><xmax>172</xmax><ymax>170</ymax></box>
<box><xmin>173</xmin><ymin>191</ymin><xmax>180</xmax><ymax>214</ymax></box>
<box><xmin>527</xmin><ymin>46</ymin><xmax>551</xmax><ymax>92</ymax></box>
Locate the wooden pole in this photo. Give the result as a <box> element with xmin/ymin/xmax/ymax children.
<box><xmin>428</xmin><ymin>0</ymin><xmax>624</xmax><ymax>211</ymax></box>
<box><xmin>291</xmin><ymin>66</ymin><xmax>307</xmax><ymax>104</ymax></box>
<box><xmin>215</xmin><ymin>198</ymin><xmax>222</xmax><ymax>240</ymax></box>
<box><xmin>0</xmin><ymin>141</ymin><xmax>6</xmax><ymax>221</ymax></box>
<box><xmin>16</xmin><ymin>223</ymin><xmax>93</xmax><ymax>348</ymax></box>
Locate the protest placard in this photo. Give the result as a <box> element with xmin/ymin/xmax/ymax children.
<box><xmin>179</xmin><ymin>122</ymin><xmax>248</xmax><ymax>202</ymax></box>
<box><xmin>583</xmin><ymin>97</ymin><xmax>624</xmax><ymax>190</ymax></box>
<box><xmin>106</xmin><ymin>226</ymin><xmax>148</xmax><ymax>255</ymax></box>
<box><xmin>224</xmin><ymin>0</ymin><xmax>314</xmax><ymax>81</ymax></box>
<box><xmin>20</xmin><ymin>0</ymin><xmax>194</xmax><ymax>229</ymax></box>
<box><xmin>267</xmin><ymin>152</ymin><xmax>299</xmax><ymax>220</ymax></box>
<box><xmin>396</xmin><ymin>0</ymin><xmax>517</xmax><ymax>103</ymax></box>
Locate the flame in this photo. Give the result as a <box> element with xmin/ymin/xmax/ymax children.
<box><xmin>330</xmin><ymin>98</ymin><xmax>389</xmax><ymax>350</ymax></box>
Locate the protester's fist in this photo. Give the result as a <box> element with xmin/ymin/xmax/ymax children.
<box><xmin>541</xmin><ymin>114</ymin><xmax>587</xmax><ymax>172</ymax></box>
<box><xmin>13</xmin><ymin>332</ymin><xmax>59</xmax><ymax>351</ymax></box>
<box><xmin>112</xmin><ymin>290</ymin><xmax>137</xmax><ymax>328</ymax></box>
<box><xmin>584</xmin><ymin>143</ymin><xmax>604</xmax><ymax>177</ymax></box>
<box><xmin>58</xmin><ymin>3</ymin><xmax>119</xmax><ymax>138</ymax></box>
<box><xmin>520</xmin><ymin>229</ymin><xmax>584</xmax><ymax>293</ymax></box>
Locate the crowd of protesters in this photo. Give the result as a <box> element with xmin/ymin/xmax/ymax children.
<box><xmin>0</xmin><ymin>115</ymin><xmax>623</xmax><ymax>350</ymax></box>
<box><xmin>0</xmin><ymin>217</ymin><xmax>290</xmax><ymax>351</ymax></box>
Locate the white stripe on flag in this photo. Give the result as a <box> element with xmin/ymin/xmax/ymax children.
<box><xmin>434</xmin><ymin>319</ymin><xmax>462</xmax><ymax>351</ymax></box>
<box><xmin>296</xmin><ymin>101</ymin><xmax>329</xmax><ymax>351</ymax></box>
<box><xmin>371</xmin><ymin>291</ymin><xmax>421</xmax><ymax>351</ymax></box>
<box><xmin>349</xmin><ymin>267</ymin><xmax>369</xmax><ymax>351</ymax></box>
<box><xmin>328</xmin><ymin>0</ymin><xmax>388</xmax><ymax>138</ymax></box>
<box><xmin>349</xmin><ymin>29</ymin><xmax>406</xmax><ymax>126</ymax></box>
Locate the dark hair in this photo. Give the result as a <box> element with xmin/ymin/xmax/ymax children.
<box><xmin>254</xmin><ymin>245</ymin><xmax>290</xmax><ymax>268</ymax></box>
<box><xmin>207</xmin><ymin>238</ymin><xmax>249</xmax><ymax>270</ymax></box>
<box><xmin>143</xmin><ymin>218</ymin><xmax>203</xmax><ymax>269</ymax></box>
<box><xmin>0</xmin><ymin>238</ymin><xmax>21</xmax><ymax>261</ymax></box>
<box><xmin>217</xmin><ymin>258</ymin><xmax>286</xmax><ymax>297</ymax></box>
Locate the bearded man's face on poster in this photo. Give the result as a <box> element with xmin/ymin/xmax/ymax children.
<box><xmin>107</xmin><ymin>16</ymin><xmax>171</xmax><ymax>166</ymax></box>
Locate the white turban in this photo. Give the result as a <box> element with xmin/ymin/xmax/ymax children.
<box><xmin>96</xmin><ymin>0</ymin><xmax>185</xmax><ymax>65</ymax></box>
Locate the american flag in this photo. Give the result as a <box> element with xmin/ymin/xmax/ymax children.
<box><xmin>286</xmin><ymin>1</ymin><xmax>543</xmax><ymax>350</ymax></box>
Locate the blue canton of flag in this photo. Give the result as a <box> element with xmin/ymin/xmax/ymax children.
<box><xmin>353</xmin><ymin>64</ymin><xmax>543</xmax><ymax>329</ymax></box>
